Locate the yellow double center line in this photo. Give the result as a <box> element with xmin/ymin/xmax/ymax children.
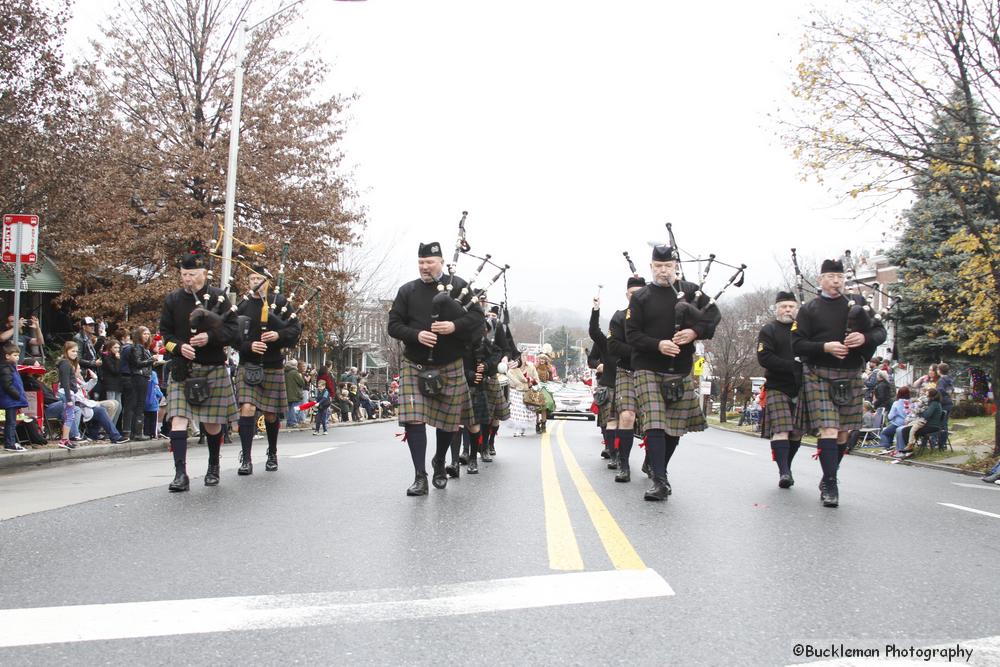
<box><xmin>541</xmin><ymin>421</ymin><xmax>645</xmax><ymax>571</ymax></box>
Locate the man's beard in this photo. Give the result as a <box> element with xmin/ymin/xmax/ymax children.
<box><xmin>777</xmin><ymin>314</ymin><xmax>794</xmax><ymax>324</ymax></box>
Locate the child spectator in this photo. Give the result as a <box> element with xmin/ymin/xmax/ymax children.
<box><xmin>0</xmin><ymin>343</ymin><xmax>29</xmax><ymax>451</ymax></box>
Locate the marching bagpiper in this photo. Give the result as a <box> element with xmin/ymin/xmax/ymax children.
<box><xmin>792</xmin><ymin>258</ymin><xmax>886</xmax><ymax>508</ymax></box>
<box><xmin>234</xmin><ymin>264</ymin><xmax>303</xmax><ymax>475</ymax></box>
<box><xmin>625</xmin><ymin>244</ymin><xmax>721</xmax><ymax>501</ymax></box>
<box><xmin>158</xmin><ymin>247</ymin><xmax>241</xmax><ymax>492</ymax></box>
<box><xmin>387</xmin><ymin>242</ymin><xmax>485</xmax><ymax>496</ymax></box>
<box><xmin>757</xmin><ymin>291</ymin><xmax>803</xmax><ymax>489</ymax></box>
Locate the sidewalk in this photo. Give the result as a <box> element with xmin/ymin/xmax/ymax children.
<box><xmin>707</xmin><ymin>418</ymin><xmax>992</xmax><ymax>479</ymax></box>
<box><xmin>0</xmin><ymin>418</ymin><xmax>395</xmax><ymax>473</ymax></box>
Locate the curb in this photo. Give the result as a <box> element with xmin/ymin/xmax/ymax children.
<box><xmin>0</xmin><ymin>418</ymin><xmax>395</xmax><ymax>473</ymax></box>
<box><xmin>708</xmin><ymin>424</ymin><xmax>985</xmax><ymax>479</ymax></box>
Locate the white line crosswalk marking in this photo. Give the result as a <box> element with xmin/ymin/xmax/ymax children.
<box><xmin>0</xmin><ymin>569</ymin><xmax>675</xmax><ymax>648</ymax></box>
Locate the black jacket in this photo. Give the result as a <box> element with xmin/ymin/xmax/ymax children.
<box><xmin>791</xmin><ymin>294</ymin><xmax>887</xmax><ymax>370</ymax></box>
<box><xmin>387</xmin><ymin>276</ymin><xmax>485</xmax><ymax>365</ymax></box>
<box><xmin>625</xmin><ymin>280</ymin><xmax>721</xmax><ymax>374</ymax></box>
<box><xmin>236</xmin><ymin>293</ymin><xmax>303</xmax><ymax>369</ymax></box>
<box><xmin>100</xmin><ymin>353</ymin><xmax>124</xmax><ymax>392</ymax></box>
<box><xmin>159</xmin><ymin>286</ymin><xmax>241</xmax><ymax>366</ymax></box>
<box><xmin>588</xmin><ymin>308</ymin><xmax>616</xmax><ymax>388</ymax></box>
<box><xmin>756</xmin><ymin>320</ymin><xmax>801</xmax><ymax>397</ymax></box>
<box><xmin>873</xmin><ymin>379</ymin><xmax>892</xmax><ymax>409</ymax></box>
<box><xmin>130</xmin><ymin>344</ymin><xmax>154</xmax><ymax>378</ymax></box>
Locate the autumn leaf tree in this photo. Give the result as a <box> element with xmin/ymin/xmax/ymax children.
<box><xmin>787</xmin><ymin>0</ymin><xmax>1000</xmax><ymax>452</ymax></box>
<box><xmin>61</xmin><ymin>0</ymin><xmax>362</xmax><ymax>339</ymax></box>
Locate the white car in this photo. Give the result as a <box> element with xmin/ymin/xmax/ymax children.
<box><xmin>549</xmin><ymin>381</ymin><xmax>595</xmax><ymax>420</ymax></box>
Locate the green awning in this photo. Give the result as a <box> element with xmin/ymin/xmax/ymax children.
<box><xmin>0</xmin><ymin>257</ymin><xmax>64</xmax><ymax>293</ymax></box>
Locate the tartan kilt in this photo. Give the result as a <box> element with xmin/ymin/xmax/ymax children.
<box><xmin>634</xmin><ymin>370</ymin><xmax>705</xmax><ymax>437</ymax></box>
<box><xmin>235</xmin><ymin>365</ymin><xmax>287</xmax><ymax>415</ymax></box>
<box><xmin>762</xmin><ymin>388</ymin><xmax>799</xmax><ymax>438</ymax></box>
<box><xmin>597</xmin><ymin>387</ymin><xmax>617</xmax><ymax>427</ymax></box>
<box><xmin>485</xmin><ymin>376</ymin><xmax>510</xmax><ymax>421</ymax></box>
<box><xmin>614</xmin><ymin>370</ymin><xmax>639</xmax><ymax>415</ymax></box>
<box><xmin>166</xmin><ymin>363</ymin><xmax>239</xmax><ymax>425</ymax></box>
<box><xmin>469</xmin><ymin>385</ymin><xmax>491</xmax><ymax>425</ymax></box>
<box><xmin>397</xmin><ymin>358</ymin><xmax>471</xmax><ymax>432</ymax></box>
<box><xmin>796</xmin><ymin>364</ymin><xmax>864</xmax><ymax>433</ymax></box>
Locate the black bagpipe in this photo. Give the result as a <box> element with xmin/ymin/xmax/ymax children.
<box><xmin>419</xmin><ymin>211</ymin><xmax>511</xmax><ymax>395</ymax></box>
<box><xmin>171</xmin><ymin>239</ymin><xmax>239</xmax><ymax>402</ymax></box>
<box><xmin>645</xmin><ymin>223</ymin><xmax>746</xmax><ymax>373</ymax></box>
<box><xmin>790</xmin><ymin>248</ymin><xmax>899</xmax><ymax>340</ymax></box>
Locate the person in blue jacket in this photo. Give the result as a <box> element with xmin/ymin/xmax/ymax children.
<box><xmin>0</xmin><ymin>343</ymin><xmax>29</xmax><ymax>451</ymax></box>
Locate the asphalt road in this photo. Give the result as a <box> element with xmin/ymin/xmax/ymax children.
<box><xmin>1</xmin><ymin>419</ymin><xmax>998</xmax><ymax>666</ymax></box>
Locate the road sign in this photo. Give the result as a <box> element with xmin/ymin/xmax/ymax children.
<box><xmin>2</xmin><ymin>214</ymin><xmax>39</xmax><ymax>264</ymax></box>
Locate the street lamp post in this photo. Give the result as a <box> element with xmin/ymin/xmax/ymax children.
<box><xmin>219</xmin><ymin>0</ymin><xmax>364</xmax><ymax>292</ymax></box>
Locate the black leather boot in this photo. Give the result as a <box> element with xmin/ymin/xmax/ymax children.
<box><xmin>615</xmin><ymin>464</ymin><xmax>630</xmax><ymax>483</ymax></box>
<box><xmin>238</xmin><ymin>453</ymin><xmax>253</xmax><ymax>476</ymax></box>
<box><xmin>204</xmin><ymin>464</ymin><xmax>220</xmax><ymax>486</ymax></box>
<box><xmin>265</xmin><ymin>450</ymin><xmax>278</xmax><ymax>472</ymax></box>
<box><xmin>607</xmin><ymin>451</ymin><xmax>619</xmax><ymax>470</ymax></box>
<box><xmin>445</xmin><ymin>461</ymin><xmax>460</xmax><ymax>478</ymax></box>
<box><xmin>644</xmin><ymin>476</ymin><xmax>669</xmax><ymax>501</ymax></box>
<box><xmin>778</xmin><ymin>473</ymin><xmax>793</xmax><ymax>489</ymax></box>
<box><xmin>168</xmin><ymin>468</ymin><xmax>190</xmax><ymax>492</ymax></box>
<box><xmin>821</xmin><ymin>479</ymin><xmax>839</xmax><ymax>507</ymax></box>
<box><xmin>406</xmin><ymin>473</ymin><xmax>429</xmax><ymax>496</ymax></box>
<box><xmin>431</xmin><ymin>457</ymin><xmax>448</xmax><ymax>489</ymax></box>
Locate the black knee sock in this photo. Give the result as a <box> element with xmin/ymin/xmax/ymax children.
<box><xmin>434</xmin><ymin>429</ymin><xmax>453</xmax><ymax>463</ymax></box>
<box><xmin>265</xmin><ymin>419</ymin><xmax>279</xmax><ymax>455</ymax></box>
<box><xmin>468</xmin><ymin>430</ymin><xmax>479</xmax><ymax>463</ymax></box>
<box><xmin>170</xmin><ymin>430</ymin><xmax>188</xmax><ymax>472</ymax></box>
<box><xmin>817</xmin><ymin>438</ymin><xmax>840</xmax><ymax>485</ymax></box>
<box><xmin>450</xmin><ymin>429</ymin><xmax>461</xmax><ymax>463</ymax></box>
<box><xmin>489</xmin><ymin>425</ymin><xmax>498</xmax><ymax>448</ymax></box>
<box><xmin>663</xmin><ymin>435</ymin><xmax>679</xmax><ymax>469</ymax></box>
<box><xmin>788</xmin><ymin>439</ymin><xmax>801</xmax><ymax>466</ymax></box>
<box><xmin>645</xmin><ymin>430</ymin><xmax>667</xmax><ymax>478</ymax></box>
<box><xmin>605</xmin><ymin>428</ymin><xmax>617</xmax><ymax>454</ymax></box>
<box><xmin>600</xmin><ymin>425</ymin><xmax>606</xmax><ymax>443</ymax></box>
<box><xmin>405</xmin><ymin>423</ymin><xmax>427</xmax><ymax>474</ymax></box>
<box><xmin>837</xmin><ymin>442</ymin><xmax>848</xmax><ymax>463</ymax></box>
<box><xmin>618</xmin><ymin>429</ymin><xmax>634</xmax><ymax>467</ymax></box>
<box><xmin>238</xmin><ymin>416</ymin><xmax>255</xmax><ymax>461</ymax></box>
<box><xmin>461</xmin><ymin>428</ymin><xmax>472</xmax><ymax>455</ymax></box>
<box><xmin>771</xmin><ymin>440</ymin><xmax>791</xmax><ymax>475</ymax></box>
<box><xmin>206</xmin><ymin>430</ymin><xmax>223</xmax><ymax>466</ymax></box>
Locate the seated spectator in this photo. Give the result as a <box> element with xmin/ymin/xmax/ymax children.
<box><xmin>935</xmin><ymin>363</ymin><xmax>955</xmax><ymax>447</ymax></box>
<box><xmin>879</xmin><ymin>386</ymin><xmax>912</xmax><ymax>451</ymax></box>
<box><xmin>895</xmin><ymin>388</ymin><xmax>944</xmax><ymax>456</ymax></box>
<box><xmin>1</xmin><ymin>343</ymin><xmax>29</xmax><ymax>451</ymax></box>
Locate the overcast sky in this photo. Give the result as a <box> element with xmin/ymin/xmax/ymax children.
<box><xmin>64</xmin><ymin>0</ymin><xmax>900</xmax><ymax>315</ymax></box>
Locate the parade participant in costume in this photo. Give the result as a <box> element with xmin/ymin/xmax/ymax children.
<box><xmin>387</xmin><ymin>242</ymin><xmax>485</xmax><ymax>496</ymax></box>
<box><xmin>158</xmin><ymin>247</ymin><xmax>241</xmax><ymax>492</ymax></box>
<box><xmin>792</xmin><ymin>259</ymin><xmax>886</xmax><ymax>508</ymax></box>
<box><xmin>533</xmin><ymin>347</ymin><xmax>557</xmax><ymax>433</ymax></box>
<box><xmin>757</xmin><ymin>291</ymin><xmax>803</xmax><ymax>489</ymax></box>
<box><xmin>503</xmin><ymin>349</ymin><xmax>537</xmax><ymax>437</ymax></box>
<box><xmin>235</xmin><ymin>265</ymin><xmax>303</xmax><ymax>475</ymax></box>
<box><xmin>625</xmin><ymin>245</ymin><xmax>720</xmax><ymax>500</ymax></box>
<box><xmin>606</xmin><ymin>276</ymin><xmax>646</xmax><ymax>482</ymax></box>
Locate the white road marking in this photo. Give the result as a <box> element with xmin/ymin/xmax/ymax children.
<box><xmin>724</xmin><ymin>447</ymin><xmax>756</xmax><ymax>456</ymax></box>
<box><xmin>951</xmin><ymin>482</ymin><xmax>1000</xmax><ymax>492</ymax></box>
<box><xmin>289</xmin><ymin>447</ymin><xmax>340</xmax><ymax>458</ymax></box>
<box><xmin>938</xmin><ymin>503</ymin><xmax>1000</xmax><ymax>519</ymax></box>
<box><xmin>0</xmin><ymin>568</ymin><xmax>674</xmax><ymax>647</ymax></box>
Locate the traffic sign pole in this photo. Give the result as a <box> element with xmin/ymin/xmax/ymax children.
<box><xmin>12</xmin><ymin>221</ymin><xmax>22</xmax><ymax>349</ymax></box>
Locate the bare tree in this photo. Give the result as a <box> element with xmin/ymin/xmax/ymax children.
<box><xmin>705</xmin><ymin>289</ymin><xmax>772</xmax><ymax>421</ymax></box>
<box><xmin>57</xmin><ymin>0</ymin><xmax>361</xmax><ymax>333</ymax></box>
<box><xmin>785</xmin><ymin>0</ymin><xmax>1000</xmax><ymax>451</ymax></box>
